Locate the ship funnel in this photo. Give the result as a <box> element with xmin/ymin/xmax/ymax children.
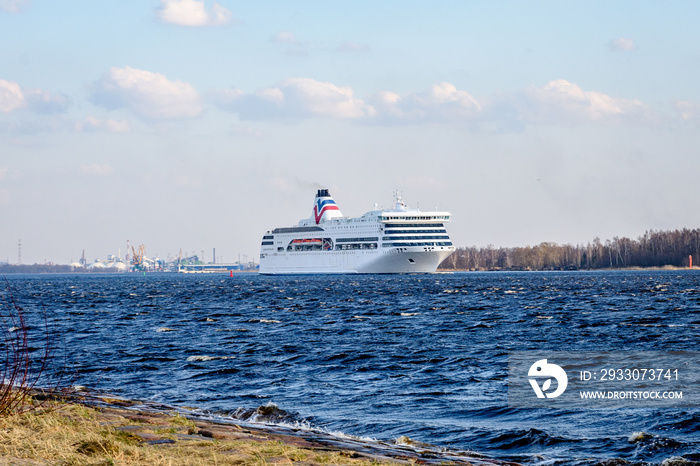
<box><xmin>312</xmin><ymin>189</ymin><xmax>343</xmax><ymax>224</ymax></box>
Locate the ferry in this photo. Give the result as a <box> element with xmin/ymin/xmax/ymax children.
<box><xmin>259</xmin><ymin>189</ymin><xmax>455</xmax><ymax>274</ymax></box>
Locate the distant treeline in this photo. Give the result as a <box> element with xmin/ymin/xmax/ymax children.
<box><xmin>439</xmin><ymin>228</ymin><xmax>700</xmax><ymax>271</ymax></box>
<box><xmin>0</xmin><ymin>264</ymin><xmax>121</xmax><ymax>274</ymax></box>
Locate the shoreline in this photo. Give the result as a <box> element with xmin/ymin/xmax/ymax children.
<box><xmin>439</xmin><ymin>265</ymin><xmax>699</xmax><ymax>272</ymax></box>
<box><xmin>2</xmin><ymin>267</ymin><xmax>699</xmax><ymax>277</ymax></box>
<box><xmin>0</xmin><ymin>390</ymin><xmax>515</xmax><ymax>465</ymax></box>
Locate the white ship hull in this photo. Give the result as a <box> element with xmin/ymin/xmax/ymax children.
<box><xmin>259</xmin><ymin>189</ymin><xmax>455</xmax><ymax>275</ymax></box>
<box><xmin>260</xmin><ymin>246</ymin><xmax>454</xmax><ymax>274</ymax></box>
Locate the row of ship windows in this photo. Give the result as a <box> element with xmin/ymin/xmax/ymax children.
<box><xmin>383</xmin><ymin>242</ymin><xmax>453</xmax><ymax>247</ymax></box>
<box><xmin>382</xmin><ymin>229</ymin><xmax>447</xmax><ymax>234</ymax></box>
<box><xmin>274</xmin><ymin>241</ymin><xmax>453</xmax><ymax>251</ymax></box>
<box><xmin>262</xmin><ymin>227</ymin><xmax>447</xmax><ymax>242</ymax></box>
<box><xmin>380</xmin><ymin>217</ymin><xmax>449</xmax><ymax>222</ymax></box>
<box><xmin>382</xmin><ymin>235</ymin><xmax>451</xmax><ymax>241</ymax></box>
<box><xmin>384</xmin><ymin>223</ymin><xmax>445</xmax><ymax>228</ymax></box>
<box><xmin>336</xmin><ymin>237</ymin><xmax>379</xmax><ymax>243</ymax></box>
<box><xmin>287</xmin><ymin>243</ymin><xmax>379</xmax><ymax>251</ymax></box>
<box><xmin>263</xmin><ymin>238</ymin><xmax>451</xmax><ymax>247</ymax></box>
<box><xmin>262</xmin><ymin>234</ymin><xmax>447</xmax><ymax>246</ymax></box>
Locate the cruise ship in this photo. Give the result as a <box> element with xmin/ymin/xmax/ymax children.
<box><xmin>259</xmin><ymin>189</ymin><xmax>455</xmax><ymax>274</ymax></box>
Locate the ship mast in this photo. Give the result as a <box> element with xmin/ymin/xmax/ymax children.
<box><xmin>393</xmin><ymin>190</ymin><xmax>405</xmax><ymax>210</ymax></box>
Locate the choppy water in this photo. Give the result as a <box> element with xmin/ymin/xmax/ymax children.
<box><xmin>3</xmin><ymin>271</ymin><xmax>700</xmax><ymax>464</ymax></box>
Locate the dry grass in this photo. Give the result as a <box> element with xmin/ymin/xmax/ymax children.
<box><xmin>1</xmin><ymin>280</ymin><xmax>66</xmax><ymax>418</ymax></box>
<box><xmin>0</xmin><ymin>399</ymin><xmax>401</xmax><ymax>465</ymax></box>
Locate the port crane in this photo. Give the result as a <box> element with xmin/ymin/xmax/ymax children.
<box><xmin>131</xmin><ymin>244</ymin><xmax>146</xmax><ymax>269</ymax></box>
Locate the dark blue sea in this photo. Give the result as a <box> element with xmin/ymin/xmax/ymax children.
<box><xmin>3</xmin><ymin>271</ymin><xmax>699</xmax><ymax>464</ymax></box>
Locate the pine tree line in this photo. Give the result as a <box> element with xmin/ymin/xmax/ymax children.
<box><xmin>439</xmin><ymin>228</ymin><xmax>700</xmax><ymax>271</ymax></box>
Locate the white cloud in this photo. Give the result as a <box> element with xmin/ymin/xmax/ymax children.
<box><xmin>75</xmin><ymin>116</ymin><xmax>130</xmax><ymax>133</ymax></box>
<box><xmin>89</xmin><ymin>66</ymin><xmax>202</xmax><ymax>121</ymax></box>
<box><xmin>214</xmin><ymin>78</ymin><xmax>376</xmax><ymax>120</ymax></box>
<box><xmin>674</xmin><ymin>100</ymin><xmax>700</xmax><ymax>121</ymax></box>
<box><xmin>609</xmin><ymin>38</ymin><xmax>637</xmax><ymax>51</ymax></box>
<box><xmin>282</xmin><ymin>78</ymin><xmax>376</xmax><ymax>119</ymax></box>
<box><xmin>0</xmin><ymin>167</ymin><xmax>8</xmax><ymax>179</ymax></box>
<box><xmin>378</xmin><ymin>91</ymin><xmax>401</xmax><ymax>105</ymax></box>
<box><xmin>0</xmin><ymin>80</ymin><xmax>70</xmax><ymax>114</ymax></box>
<box><xmin>0</xmin><ymin>79</ymin><xmax>25</xmax><ymax>112</ymax></box>
<box><xmin>271</xmin><ymin>31</ymin><xmax>308</xmax><ymax>56</ymax></box>
<box><xmin>157</xmin><ymin>0</ymin><xmax>232</xmax><ymax>27</ymax></box>
<box><xmin>211</xmin><ymin>78</ymin><xmax>657</xmax><ymax>128</ymax></box>
<box><xmin>272</xmin><ymin>31</ymin><xmax>300</xmax><ymax>45</ymax></box>
<box><xmin>524</xmin><ymin>79</ymin><xmax>649</xmax><ymax>123</ymax></box>
<box><xmin>371</xmin><ymin>82</ymin><xmax>482</xmax><ymax>123</ymax></box>
<box><xmin>427</xmin><ymin>82</ymin><xmax>479</xmax><ymax>106</ymax></box>
<box><xmin>79</xmin><ymin>163</ymin><xmax>114</xmax><ymax>176</ymax></box>
<box><xmin>416</xmin><ymin>82</ymin><xmax>481</xmax><ymax>115</ymax></box>
<box><xmin>0</xmin><ymin>0</ymin><xmax>28</xmax><ymax>13</ymax></box>
<box><xmin>24</xmin><ymin>88</ymin><xmax>71</xmax><ymax>114</ymax></box>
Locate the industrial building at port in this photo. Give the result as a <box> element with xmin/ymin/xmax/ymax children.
<box><xmin>68</xmin><ymin>244</ymin><xmax>257</xmax><ymax>273</ymax></box>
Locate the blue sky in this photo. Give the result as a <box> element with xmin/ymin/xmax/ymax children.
<box><xmin>2</xmin><ymin>0</ymin><xmax>700</xmax><ymax>265</ymax></box>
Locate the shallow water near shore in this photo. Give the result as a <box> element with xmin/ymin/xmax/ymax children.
<box><xmin>5</xmin><ymin>271</ymin><xmax>700</xmax><ymax>464</ymax></box>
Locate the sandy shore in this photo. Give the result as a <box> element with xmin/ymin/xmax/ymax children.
<box><xmin>0</xmin><ymin>391</ymin><xmax>517</xmax><ymax>465</ymax></box>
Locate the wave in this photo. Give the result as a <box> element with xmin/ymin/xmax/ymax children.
<box><xmin>184</xmin><ymin>367</ymin><xmax>241</xmax><ymax>379</ymax></box>
<box><xmin>186</xmin><ymin>355</ymin><xmax>234</xmax><ymax>362</ymax></box>
<box><xmin>485</xmin><ymin>427</ymin><xmax>579</xmax><ymax>449</ymax></box>
<box><xmin>229</xmin><ymin>402</ymin><xmax>302</xmax><ymax>425</ymax></box>
<box><xmin>628</xmin><ymin>431</ymin><xmax>686</xmax><ymax>450</ymax></box>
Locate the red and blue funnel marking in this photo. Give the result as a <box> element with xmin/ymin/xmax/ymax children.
<box><xmin>313</xmin><ymin>189</ymin><xmax>343</xmax><ymax>224</ymax></box>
